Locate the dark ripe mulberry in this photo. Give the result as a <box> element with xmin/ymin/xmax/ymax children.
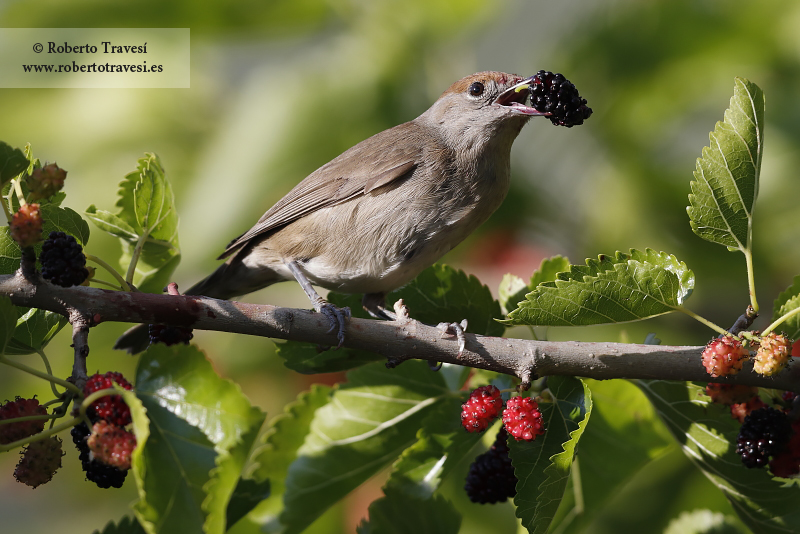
<box><xmin>39</xmin><ymin>231</ymin><xmax>89</xmax><ymax>287</ymax></box>
<box><xmin>71</xmin><ymin>422</ymin><xmax>128</xmax><ymax>489</ymax></box>
<box><xmin>149</xmin><ymin>324</ymin><xmax>194</xmax><ymax>346</ymax></box>
<box><xmin>529</xmin><ymin>70</ymin><xmax>592</xmax><ymax>127</ymax></box>
<box><xmin>736</xmin><ymin>406</ymin><xmax>792</xmax><ymax>468</ymax></box>
<box><xmin>465</xmin><ymin>427</ymin><xmax>517</xmax><ymax>504</ymax></box>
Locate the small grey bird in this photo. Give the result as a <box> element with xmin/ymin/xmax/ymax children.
<box><xmin>116</xmin><ymin>71</ymin><xmax>548</xmax><ymax>353</ymax></box>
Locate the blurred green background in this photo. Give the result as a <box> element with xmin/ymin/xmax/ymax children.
<box><xmin>1</xmin><ymin>0</ymin><xmax>799</xmax><ymax>532</ymax></box>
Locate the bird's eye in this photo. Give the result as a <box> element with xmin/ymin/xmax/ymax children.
<box><xmin>468</xmin><ymin>82</ymin><xmax>484</xmax><ymax>97</ymax></box>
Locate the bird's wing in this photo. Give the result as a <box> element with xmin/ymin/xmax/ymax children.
<box><xmin>219</xmin><ymin>122</ymin><xmax>422</xmax><ymax>259</ymax></box>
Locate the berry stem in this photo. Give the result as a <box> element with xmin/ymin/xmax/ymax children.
<box><xmin>36</xmin><ymin>349</ymin><xmax>62</xmax><ymax>398</ymax></box>
<box><xmin>85</xmin><ymin>254</ymin><xmax>133</xmax><ymax>292</ymax></box>
<box><xmin>0</xmin><ymin>413</ymin><xmax>57</xmax><ymax>426</ymax></box>
<box><xmin>0</xmin><ymin>195</ymin><xmax>12</xmax><ymax>224</ymax></box>
<box><xmin>125</xmin><ymin>231</ymin><xmax>150</xmax><ymax>287</ymax></box>
<box><xmin>744</xmin><ymin>249</ymin><xmax>759</xmax><ymax>313</ymax></box>
<box><xmin>0</xmin><ymin>416</ymin><xmax>81</xmax><ymax>452</ymax></box>
<box><xmin>79</xmin><ymin>388</ymin><xmax>123</xmax><ymax>415</ymax></box>
<box><xmin>762</xmin><ymin>306</ymin><xmax>800</xmax><ymax>337</ymax></box>
<box><xmin>676</xmin><ymin>307</ymin><xmax>729</xmax><ymax>336</ymax></box>
<box><xmin>11</xmin><ymin>179</ymin><xmax>27</xmax><ymax>208</ymax></box>
<box><xmin>0</xmin><ymin>355</ymin><xmax>82</xmax><ymax>395</ymax></box>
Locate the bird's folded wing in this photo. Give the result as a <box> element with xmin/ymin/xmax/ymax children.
<box><xmin>218</xmin><ymin>122</ymin><xmax>422</xmax><ymax>259</ymax></box>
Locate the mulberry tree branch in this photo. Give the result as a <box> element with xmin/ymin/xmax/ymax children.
<box><xmin>0</xmin><ymin>271</ymin><xmax>797</xmax><ymax>392</ymax></box>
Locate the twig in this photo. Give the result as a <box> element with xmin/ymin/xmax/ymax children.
<box><xmin>0</xmin><ymin>272</ymin><xmax>798</xmax><ymax>392</ymax></box>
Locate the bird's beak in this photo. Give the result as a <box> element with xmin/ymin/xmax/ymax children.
<box><xmin>494</xmin><ymin>76</ymin><xmax>548</xmax><ymax>116</ymax></box>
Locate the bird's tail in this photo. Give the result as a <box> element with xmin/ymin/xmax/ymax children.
<box><xmin>114</xmin><ymin>258</ymin><xmax>280</xmax><ymax>354</ymax></box>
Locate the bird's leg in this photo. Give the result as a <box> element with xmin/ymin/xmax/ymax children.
<box><xmin>437</xmin><ymin>319</ymin><xmax>468</xmax><ymax>358</ymax></box>
<box><xmin>286</xmin><ymin>261</ymin><xmax>350</xmax><ymax>348</ymax></box>
<box><xmin>362</xmin><ymin>292</ymin><xmax>397</xmax><ymax>320</ymax></box>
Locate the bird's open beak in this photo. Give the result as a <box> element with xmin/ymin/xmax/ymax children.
<box><xmin>494</xmin><ymin>76</ymin><xmax>548</xmax><ymax>116</ymax></box>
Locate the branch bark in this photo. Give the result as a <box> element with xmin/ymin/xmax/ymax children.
<box><xmin>1</xmin><ymin>271</ymin><xmax>798</xmax><ymax>392</ymax></box>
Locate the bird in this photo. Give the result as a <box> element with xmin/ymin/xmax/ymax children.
<box><xmin>115</xmin><ymin>71</ymin><xmax>551</xmax><ymax>354</ymax></box>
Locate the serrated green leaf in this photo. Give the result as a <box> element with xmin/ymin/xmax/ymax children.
<box><xmin>118</xmin><ymin>387</ymin><xmax>152</xmax><ymax>534</ymax></box>
<box><xmin>549</xmin><ymin>379</ymin><xmax>672</xmax><ymax>533</ymax></box>
<box><xmin>356</xmin><ymin>488</ymin><xmax>461</xmax><ymax>534</ymax></box>
<box><xmin>0</xmin><ymin>141</ymin><xmax>29</xmax><ymax>185</ymax></box>
<box><xmin>279</xmin><ymin>361</ymin><xmax>448</xmax><ymax>534</ymax></box>
<box><xmin>635</xmin><ymin>380</ymin><xmax>800</xmax><ymax>534</ymax></box>
<box><xmin>687</xmin><ymin>78</ymin><xmax>763</xmax><ymax>252</ymax></box>
<box><xmin>5</xmin><ymin>307</ymin><xmax>67</xmax><ymax>355</ymax></box>
<box><xmin>511</xmin><ymin>376</ymin><xmax>592</xmax><ymax>534</ymax></box>
<box><xmin>384</xmin><ymin>396</ymin><xmax>484</xmax><ymax>499</ymax></box>
<box><xmin>86</xmin><ymin>153</ymin><xmax>180</xmax><ymax>293</ymax></box>
<box><xmin>0</xmin><ymin>295</ymin><xmax>19</xmax><ymax>354</ymax></box>
<box><xmin>225</xmin><ymin>478</ymin><xmax>272</xmax><ymax>531</ymax></box>
<box><xmin>91</xmin><ymin>516</ymin><xmax>147</xmax><ymax>534</ymax></box>
<box><xmin>505</xmin><ymin>250</ymin><xmax>694</xmax><ymax>327</ymax></box>
<box><xmin>204</xmin><ymin>412</ymin><xmax>267</xmax><ymax>534</ymax></box>
<box><xmin>132</xmin><ymin>344</ymin><xmax>260</xmax><ymax>534</ymax></box>
<box><xmin>772</xmin><ymin>275</ymin><xmax>800</xmax><ymax>340</ymax></box>
<box><xmin>245</xmin><ymin>385</ymin><xmax>332</xmax><ymax>530</ymax></box>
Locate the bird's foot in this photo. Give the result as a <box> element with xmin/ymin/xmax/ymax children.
<box><xmin>316</xmin><ymin>301</ymin><xmax>350</xmax><ymax>349</ymax></box>
<box><xmin>437</xmin><ymin>319</ymin><xmax>468</xmax><ymax>358</ymax></box>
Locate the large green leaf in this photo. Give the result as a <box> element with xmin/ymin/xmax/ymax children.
<box><xmin>772</xmin><ymin>275</ymin><xmax>800</xmax><ymax>340</ymax></box>
<box><xmin>92</xmin><ymin>516</ymin><xmax>147</xmax><ymax>534</ymax></box>
<box><xmin>384</xmin><ymin>396</ymin><xmax>485</xmax><ymax>499</ymax></box>
<box><xmin>356</xmin><ymin>488</ymin><xmax>461</xmax><ymax>534</ymax></box>
<box><xmin>0</xmin><ymin>141</ymin><xmax>29</xmax><ymax>185</ymax></box>
<box><xmin>548</xmin><ymin>379</ymin><xmax>673</xmax><ymax>533</ymax></box>
<box><xmin>132</xmin><ymin>344</ymin><xmax>263</xmax><ymax>534</ymax></box>
<box><xmin>511</xmin><ymin>376</ymin><xmax>592</xmax><ymax>534</ymax></box>
<box><xmin>279</xmin><ymin>361</ymin><xmax>449</xmax><ymax>534</ymax></box>
<box><xmin>687</xmin><ymin>78</ymin><xmax>763</xmax><ymax>252</ymax></box>
<box><xmin>635</xmin><ymin>380</ymin><xmax>800</xmax><ymax>534</ymax></box>
<box><xmin>505</xmin><ymin>250</ymin><xmax>694</xmax><ymax>326</ymax></box>
<box><xmin>244</xmin><ymin>385</ymin><xmax>332</xmax><ymax>531</ymax></box>
<box><xmin>276</xmin><ymin>340</ymin><xmax>383</xmax><ymax>375</ymax></box>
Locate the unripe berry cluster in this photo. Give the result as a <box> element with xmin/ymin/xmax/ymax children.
<box><xmin>701</xmin><ymin>333</ymin><xmax>793</xmax><ymax>379</ymax></box>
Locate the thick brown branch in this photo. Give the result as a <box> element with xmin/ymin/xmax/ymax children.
<box><xmin>1</xmin><ymin>272</ymin><xmax>798</xmax><ymax>392</ymax></box>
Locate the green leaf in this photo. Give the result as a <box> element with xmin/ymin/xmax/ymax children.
<box><xmin>225</xmin><ymin>478</ymin><xmax>272</xmax><ymax>531</ymax></box>
<box><xmin>0</xmin><ymin>141</ymin><xmax>29</xmax><ymax>185</ymax></box>
<box><xmin>499</xmin><ymin>273</ymin><xmax>528</xmax><ymax>315</ymax></box>
<box><xmin>635</xmin><ymin>380</ymin><xmax>800</xmax><ymax>534</ymax></box>
<box><xmin>276</xmin><ymin>340</ymin><xmax>383</xmax><ymax>375</ymax></box>
<box><xmin>245</xmin><ymin>385</ymin><xmax>332</xmax><ymax>529</ymax></box>
<box><xmin>384</xmin><ymin>396</ymin><xmax>484</xmax><ymax>499</ymax></box>
<box><xmin>330</xmin><ymin>264</ymin><xmax>505</xmax><ymax>337</ymax></box>
<box><xmin>505</xmin><ymin>249</ymin><xmax>694</xmax><ymax>327</ymax></box>
<box><xmin>687</xmin><ymin>77</ymin><xmax>764</xmax><ymax>252</ymax></box>
<box><xmin>772</xmin><ymin>275</ymin><xmax>800</xmax><ymax>339</ymax></box>
<box><xmin>204</xmin><ymin>413</ymin><xmax>267</xmax><ymax>534</ymax></box>
<box><xmin>84</xmin><ymin>206</ymin><xmax>139</xmax><ymax>241</ymax></box>
<box><xmin>529</xmin><ymin>255</ymin><xmax>571</xmax><ymax>288</ymax></box>
<box><xmin>549</xmin><ymin>379</ymin><xmax>673</xmax><ymax>533</ymax></box>
<box><xmin>279</xmin><ymin>361</ymin><xmax>448</xmax><ymax>534</ymax></box>
<box><xmin>92</xmin><ymin>516</ymin><xmax>147</xmax><ymax>534</ymax></box>
<box><xmin>356</xmin><ymin>488</ymin><xmax>461</xmax><ymax>534</ymax></box>
<box><xmin>0</xmin><ymin>295</ymin><xmax>19</xmax><ymax>354</ymax></box>
<box><xmin>85</xmin><ymin>153</ymin><xmax>180</xmax><ymax>293</ymax></box>
<box><xmin>132</xmin><ymin>344</ymin><xmax>261</xmax><ymax>534</ymax></box>
<box><xmin>664</xmin><ymin>510</ymin><xmax>747</xmax><ymax>534</ymax></box>
<box><xmin>502</xmin><ymin>256</ymin><xmax>572</xmax><ymax>316</ymax></box>
<box><xmin>5</xmin><ymin>307</ymin><xmax>67</xmax><ymax>355</ymax></box>
<box><xmin>511</xmin><ymin>376</ymin><xmax>592</xmax><ymax>534</ymax></box>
